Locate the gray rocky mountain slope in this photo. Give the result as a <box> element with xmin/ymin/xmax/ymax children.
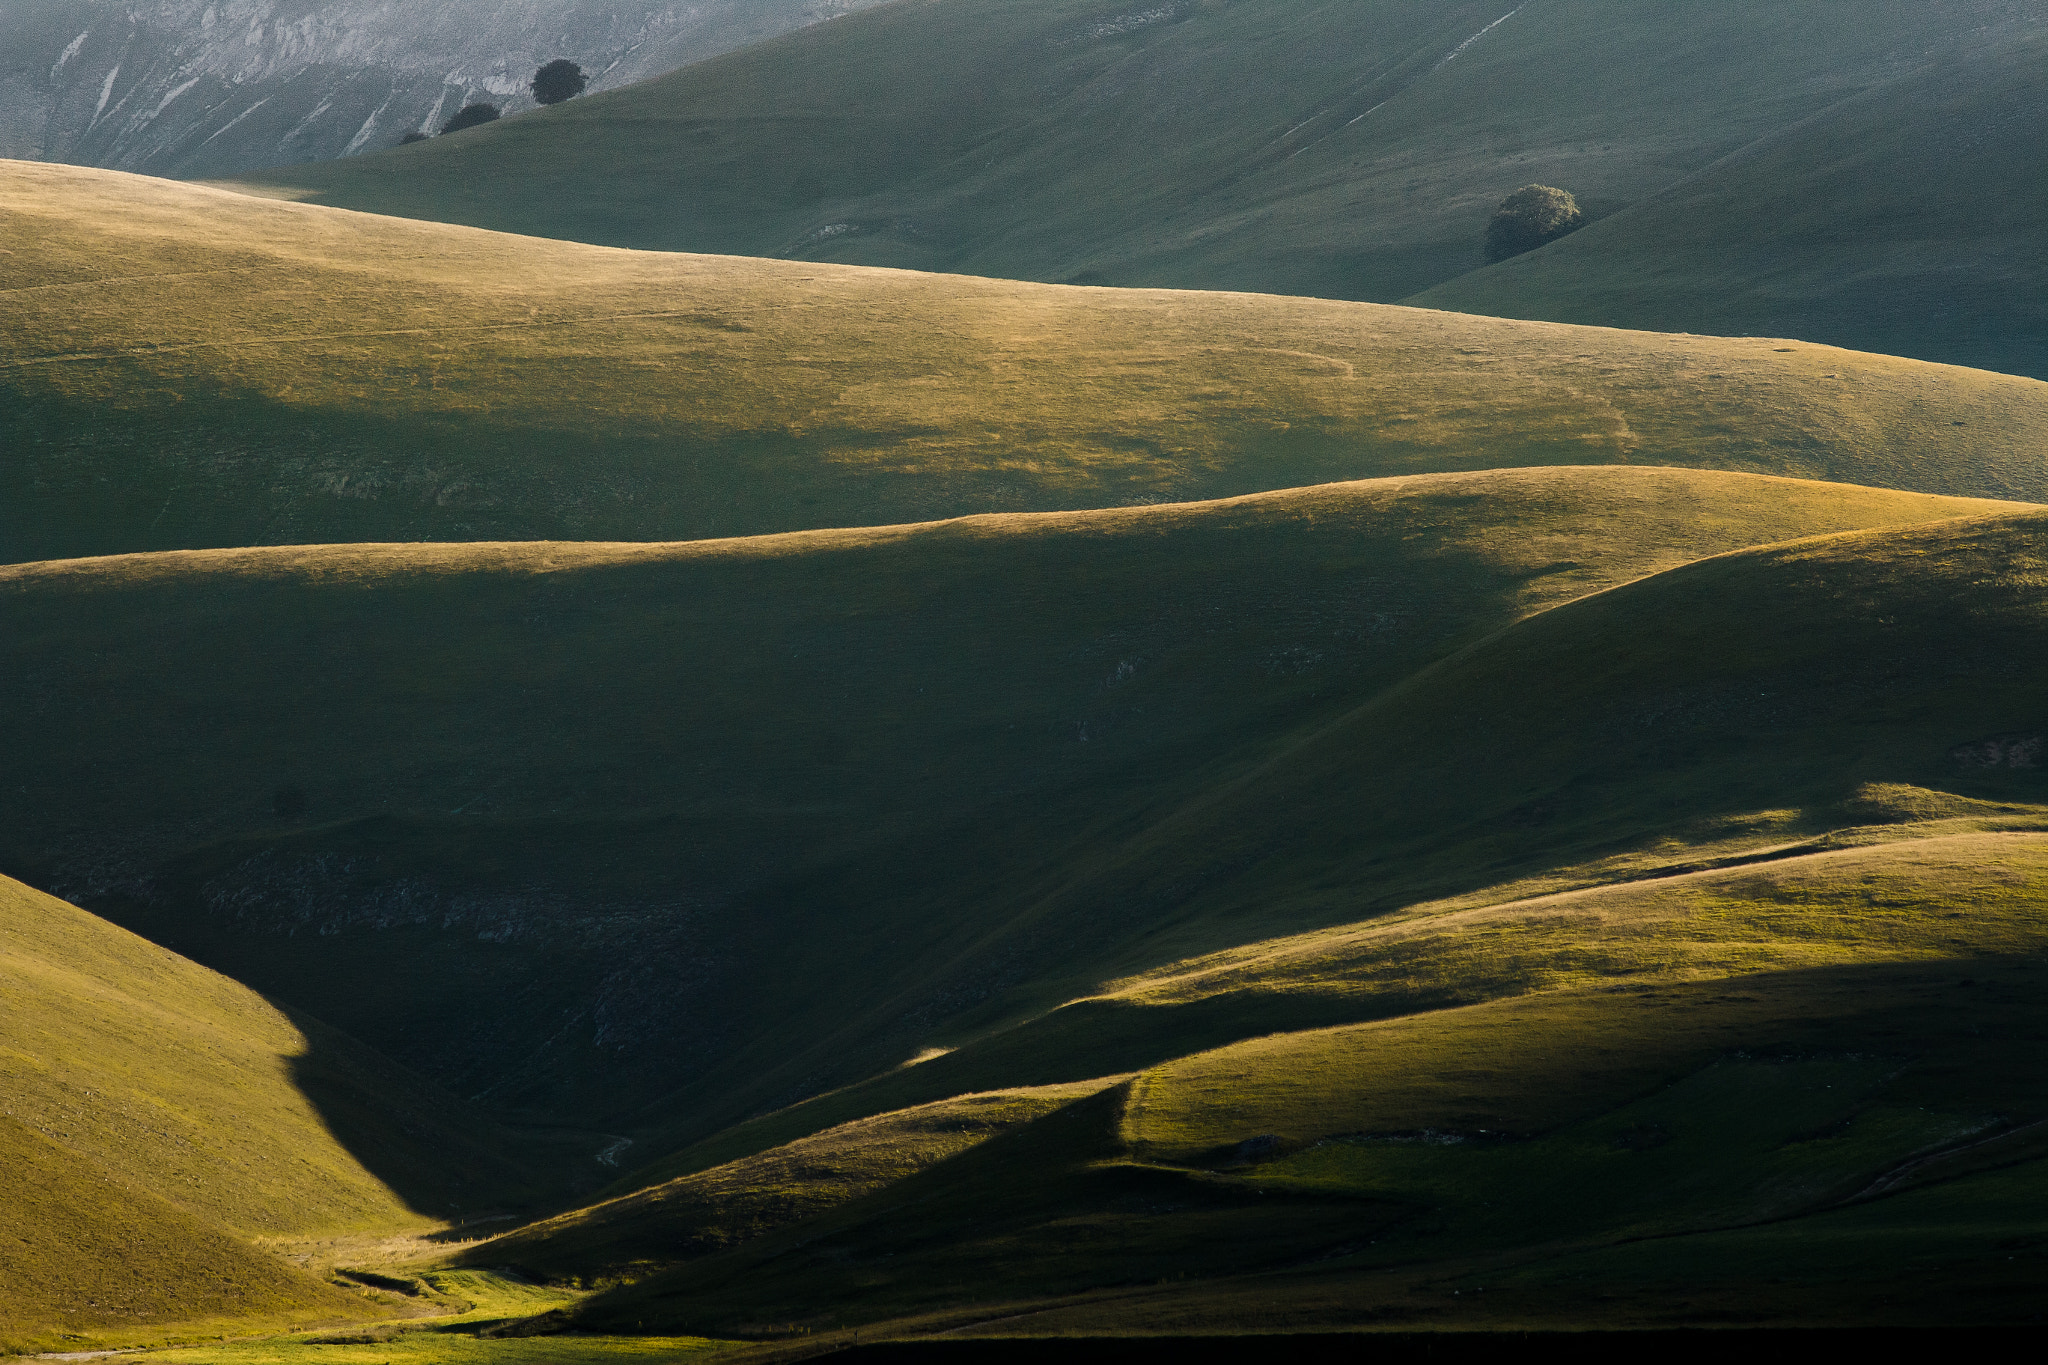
<box><xmin>0</xmin><ymin>0</ymin><xmax>879</xmax><ymax>179</ymax></box>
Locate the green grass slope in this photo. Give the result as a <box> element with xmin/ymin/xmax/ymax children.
<box><xmin>0</xmin><ymin>872</ymin><xmax>541</xmax><ymax>1352</ymax></box>
<box><xmin>900</xmin><ymin>505</ymin><xmax>2048</xmax><ymax>1014</ymax></box>
<box><xmin>1411</xmin><ymin>27</ymin><xmax>2048</xmax><ymax>379</ymax></box>
<box><xmin>0</xmin><ymin>873</ymin><xmax>528</xmax><ymax>1238</ymax></box>
<box><xmin>552</xmin><ymin>836</ymin><xmax>2048</xmax><ymax>1337</ymax></box>
<box><xmin>0</xmin><ymin>1116</ymin><xmax>375</xmax><ymax>1356</ymax></box>
<box><xmin>0</xmin><ymin>468</ymin><xmax>2010</xmax><ymax>1129</ymax></box>
<box><xmin>458</xmin><ymin>498</ymin><xmax>2048</xmax><ymax>1341</ymax></box>
<box><xmin>1121</xmin><ymin>833</ymin><xmax>2048</xmax><ymax>1161</ymax></box>
<box><xmin>9</xmin><ymin>159</ymin><xmax>2048</xmax><ymax>563</ymax></box>
<box><xmin>469</xmin><ymin>1081</ymin><xmax>1118</xmax><ymax>1283</ymax></box>
<box><xmin>136</xmin><ymin>1270</ymin><xmax>729</xmax><ymax>1365</ymax></box>
<box><xmin>228</xmin><ymin>0</ymin><xmax>2041</xmax><ymax>365</ymax></box>
<box><xmin>593</xmin><ymin>504</ymin><xmax>2048</xmax><ymax>1155</ymax></box>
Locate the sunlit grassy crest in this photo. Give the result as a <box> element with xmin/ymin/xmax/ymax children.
<box><xmin>7</xmin><ymin>160</ymin><xmax>2047</xmax><ymax>565</ymax></box>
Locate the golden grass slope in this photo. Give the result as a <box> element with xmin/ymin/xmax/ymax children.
<box><xmin>0</xmin><ymin>873</ymin><xmax>529</xmax><ymax>1351</ymax></box>
<box><xmin>1121</xmin><ymin>832</ymin><xmax>2048</xmax><ymax>1159</ymax></box>
<box><xmin>0</xmin><ymin>872</ymin><xmax>472</xmax><ymax>1237</ymax></box>
<box><xmin>0</xmin><ymin>875</ymin><xmax>536</xmax><ymax>1236</ymax></box>
<box><xmin>0</xmin><ymin>1116</ymin><xmax>373</xmax><ymax>1356</ymax></box>
<box><xmin>5</xmin><ymin>160</ymin><xmax>2048</xmax><ymax>562</ymax></box>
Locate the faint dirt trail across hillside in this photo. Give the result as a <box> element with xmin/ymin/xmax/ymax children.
<box><xmin>1434</xmin><ymin>3</ymin><xmax>1532</xmax><ymax>71</ymax></box>
<box><xmin>1277</xmin><ymin>2</ymin><xmax>1535</xmax><ymax>164</ymax></box>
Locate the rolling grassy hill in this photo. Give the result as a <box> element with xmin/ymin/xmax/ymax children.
<box><xmin>474</xmin><ymin>1081</ymin><xmax>1120</xmax><ymax>1284</ymax></box>
<box><xmin>0</xmin><ymin>871</ymin><xmax>547</xmax><ymax>1354</ymax></box>
<box><xmin>10</xmin><ymin>453</ymin><xmax>2048</xmax><ymax>1343</ymax></box>
<box><xmin>1414</xmin><ymin>26</ymin><xmax>2048</xmax><ymax>380</ymax></box>
<box><xmin>1</xmin><ymin>467</ymin><xmax>2015</xmax><ymax>1132</ymax></box>
<box><xmin>486</xmin><ymin>505</ymin><xmax>2048</xmax><ymax>1335</ymax></box>
<box><xmin>19</xmin><ymin>492</ymin><xmax>2028</xmax><ymax>1347</ymax></box>
<box><xmin>9</xmin><ymin>159</ymin><xmax>2048</xmax><ymax>564</ymax></box>
<box><xmin>10</xmin><ymin>44</ymin><xmax>2048</xmax><ymax>1341</ymax></box>
<box><xmin>553</xmin><ymin>941</ymin><xmax>2048</xmax><ymax>1337</ymax></box>
<box><xmin>225</xmin><ymin>0</ymin><xmax>2047</xmax><ymax>376</ymax></box>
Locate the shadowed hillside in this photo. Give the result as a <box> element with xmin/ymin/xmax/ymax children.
<box><xmin>475</xmin><ymin>830</ymin><xmax>2048</xmax><ymax>1300</ymax></box>
<box><xmin>226</xmin><ymin>0</ymin><xmax>2045</xmax><ymax>374</ymax></box>
<box><xmin>909</xmin><ymin>508</ymin><xmax>2048</xmax><ymax>1034</ymax></box>
<box><xmin>573</xmin><ymin>952</ymin><xmax>2048</xmax><ymax>1336</ymax></box>
<box><xmin>0</xmin><ymin>468</ymin><xmax>2024</xmax><ymax>1136</ymax></box>
<box><xmin>473</xmin><ymin>510</ymin><xmax>2048</xmax><ymax>1336</ymax></box>
<box><xmin>1413</xmin><ymin>27</ymin><xmax>2048</xmax><ymax>378</ymax></box>
<box><xmin>557</xmin><ymin>929</ymin><xmax>2048</xmax><ymax>1334</ymax></box>
<box><xmin>8</xmin><ymin>161</ymin><xmax>2048</xmax><ymax>564</ymax></box>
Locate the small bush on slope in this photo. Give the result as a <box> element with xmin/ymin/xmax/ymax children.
<box><xmin>1413</xmin><ymin>29</ymin><xmax>2048</xmax><ymax>377</ymax></box>
<box><xmin>532</xmin><ymin>61</ymin><xmax>588</xmax><ymax>106</ymax></box>
<box><xmin>1484</xmin><ymin>184</ymin><xmax>1584</xmax><ymax>261</ymax></box>
<box><xmin>442</xmin><ymin>103</ymin><xmax>501</xmax><ymax>134</ymax></box>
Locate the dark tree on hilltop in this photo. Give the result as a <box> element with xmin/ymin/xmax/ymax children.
<box><xmin>1485</xmin><ymin>184</ymin><xmax>1585</xmax><ymax>262</ymax></box>
<box><xmin>531</xmin><ymin>59</ymin><xmax>588</xmax><ymax>105</ymax></box>
<box><xmin>442</xmin><ymin>102</ymin><xmax>501</xmax><ymax>134</ymax></box>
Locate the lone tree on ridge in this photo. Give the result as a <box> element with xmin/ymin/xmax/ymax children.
<box><xmin>1485</xmin><ymin>184</ymin><xmax>1585</xmax><ymax>262</ymax></box>
<box><xmin>531</xmin><ymin>59</ymin><xmax>588</xmax><ymax>105</ymax></box>
<box><xmin>442</xmin><ymin>102</ymin><xmax>501</xmax><ymax>134</ymax></box>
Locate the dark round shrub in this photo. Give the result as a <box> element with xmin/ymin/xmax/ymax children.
<box><xmin>442</xmin><ymin>102</ymin><xmax>501</xmax><ymax>135</ymax></box>
<box><xmin>398</xmin><ymin>131</ymin><xmax>430</xmax><ymax>145</ymax></box>
<box><xmin>1484</xmin><ymin>184</ymin><xmax>1585</xmax><ymax>262</ymax></box>
<box><xmin>272</xmin><ymin>787</ymin><xmax>308</xmax><ymax>818</ymax></box>
<box><xmin>531</xmin><ymin>59</ymin><xmax>588</xmax><ymax>106</ymax></box>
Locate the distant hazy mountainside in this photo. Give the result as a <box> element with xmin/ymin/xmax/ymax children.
<box><xmin>0</xmin><ymin>0</ymin><xmax>879</xmax><ymax>179</ymax></box>
<box><xmin>232</xmin><ymin>0</ymin><xmax>2047</xmax><ymax>373</ymax></box>
<box><xmin>1414</xmin><ymin>27</ymin><xmax>2048</xmax><ymax>380</ymax></box>
<box><xmin>9</xmin><ymin>161</ymin><xmax>2048</xmax><ymax>566</ymax></box>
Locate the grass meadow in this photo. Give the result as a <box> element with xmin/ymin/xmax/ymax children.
<box><xmin>6</xmin><ymin>31</ymin><xmax>2048</xmax><ymax>1340</ymax></box>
